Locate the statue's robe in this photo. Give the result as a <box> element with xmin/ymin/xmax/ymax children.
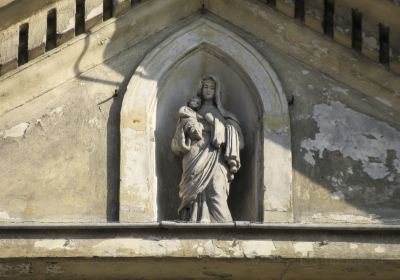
<box><xmin>171</xmin><ymin>105</ymin><xmax>242</xmax><ymax>222</ymax></box>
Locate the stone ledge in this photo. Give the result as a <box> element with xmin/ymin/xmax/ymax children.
<box><xmin>1</xmin><ymin>222</ymin><xmax>400</xmax><ymax>231</ymax></box>
<box><xmin>0</xmin><ymin>228</ymin><xmax>399</xmax><ymax>260</ymax></box>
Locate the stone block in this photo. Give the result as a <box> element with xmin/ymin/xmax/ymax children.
<box><xmin>276</xmin><ymin>0</ymin><xmax>295</xmax><ymax>18</ymax></box>
<box><xmin>27</xmin><ymin>12</ymin><xmax>46</xmax><ymax>60</ymax></box>
<box><xmin>113</xmin><ymin>0</ymin><xmax>131</xmax><ymax>17</ymax></box>
<box><xmin>334</xmin><ymin>2</ymin><xmax>352</xmax><ymax>48</ymax></box>
<box><xmin>391</xmin><ymin>61</ymin><xmax>400</xmax><ymax>76</ymax></box>
<box><xmin>0</xmin><ymin>25</ymin><xmax>18</xmax><ymax>75</ymax></box>
<box><xmin>304</xmin><ymin>0</ymin><xmax>323</xmax><ymax>33</ymax></box>
<box><xmin>361</xmin><ymin>16</ymin><xmax>380</xmax><ymax>62</ymax></box>
<box><xmin>0</xmin><ymin>59</ymin><xmax>18</xmax><ymax>76</ymax></box>
<box><xmin>85</xmin><ymin>0</ymin><xmax>103</xmax><ymax>31</ymax></box>
<box><xmin>55</xmin><ymin>0</ymin><xmax>76</xmax><ymax>46</ymax></box>
<box><xmin>390</xmin><ymin>33</ymin><xmax>400</xmax><ymax>72</ymax></box>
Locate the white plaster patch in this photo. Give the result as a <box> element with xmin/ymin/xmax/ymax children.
<box><xmin>66</xmin><ymin>17</ymin><xmax>75</xmax><ymax>32</ymax></box>
<box><xmin>312</xmin><ymin>213</ymin><xmax>380</xmax><ymax>223</ymax></box>
<box><xmin>303</xmin><ymin>151</ymin><xmax>316</xmax><ymax>165</ymax></box>
<box><xmin>196</xmin><ymin>246</ymin><xmax>204</xmax><ymax>254</ymax></box>
<box><xmin>363</xmin><ymin>34</ymin><xmax>379</xmax><ymax>50</ymax></box>
<box><xmin>331</xmin><ymin>86</ymin><xmax>349</xmax><ymax>96</ymax></box>
<box><xmin>301</xmin><ymin>102</ymin><xmax>400</xmax><ymax>179</ymax></box>
<box><xmin>50</xmin><ymin>106</ymin><xmax>64</xmax><ymax>116</ymax></box>
<box><xmin>350</xmin><ymin>243</ymin><xmax>358</xmax><ymax>250</ymax></box>
<box><xmin>34</xmin><ymin>239</ymin><xmax>75</xmax><ymax>251</ymax></box>
<box><xmin>88</xmin><ymin>117</ymin><xmax>101</xmax><ymax>128</ymax></box>
<box><xmin>241</xmin><ymin>240</ymin><xmax>276</xmax><ymax>258</ymax></box>
<box><xmin>2</xmin><ymin>123</ymin><xmax>29</xmax><ymax>138</ymax></box>
<box><xmin>0</xmin><ymin>211</ymin><xmax>10</xmax><ymax>220</ymax></box>
<box><xmin>347</xmin><ymin>167</ymin><xmax>353</xmax><ymax>174</ymax></box>
<box><xmin>158</xmin><ymin>239</ymin><xmax>181</xmax><ymax>254</ymax></box>
<box><xmin>86</xmin><ymin>5</ymin><xmax>103</xmax><ymax>20</ymax></box>
<box><xmin>330</xmin><ymin>176</ymin><xmax>343</xmax><ymax>187</ymax></box>
<box><xmin>375</xmin><ymin>246</ymin><xmax>386</xmax><ymax>253</ymax></box>
<box><xmin>293</xmin><ymin>242</ymin><xmax>314</xmax><ymax>257</ymax></box>
<box><xmin>93</xmin><ymin>238</ymin><xmax>182</xmax><ymax>257</ymax></box>
<box><xmin>331</xmin><ymin>191</ymin><xmax>345</xmax><ymax>200</ymax></box>
<box><xmin>375</xmin><ymin>97</ymin><xmax>392</xmax><ymax>107</ymax></box>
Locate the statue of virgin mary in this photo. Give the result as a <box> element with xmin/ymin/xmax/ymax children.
<box><xmin>171</xmin><ymin>75</ymin><xmax>244</xmax><ymax>223</ymax></box>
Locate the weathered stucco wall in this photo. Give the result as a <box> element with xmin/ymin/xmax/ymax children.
<box><xmin>0</xmin><ymin>1</ymin><xmax>399</xmax><ymax>279</ymax></box>
<box><xmin>0</xmin><ymin>0</ymin><xmax>203</xmax><ymax>222</ymax></box>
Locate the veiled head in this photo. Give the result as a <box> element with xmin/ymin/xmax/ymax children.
<box><xmin>201</xmin><ymin>77</ymin><xmax>217</xmax><ymax>101</ymax></box>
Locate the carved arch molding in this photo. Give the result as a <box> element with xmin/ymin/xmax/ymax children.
<box><xmin>120</xmin><ymin>18</ymin><xmax>292</xmax><ymax>223</ymax></box>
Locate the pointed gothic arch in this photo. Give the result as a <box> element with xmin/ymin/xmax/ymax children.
<box><xmin>120</xmin><ymin>18</ymin><xmax>292</xmax><ymax>223</ymax></box>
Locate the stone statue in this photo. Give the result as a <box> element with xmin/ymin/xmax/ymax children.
<box><xmin>171</xmin><ymin>75</ymin><xmax>244</xmax><ymax>223</ymax></box>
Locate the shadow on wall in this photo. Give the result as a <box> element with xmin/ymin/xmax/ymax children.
<box><xmin>73</xmin><ymin>32</ymin><xmax>120</xmax><ymax>222</ymax></box>
<box><xmin>72</xmin><ymin>3</ymin><xmax>400</xmax><ymax>224</ymax></box>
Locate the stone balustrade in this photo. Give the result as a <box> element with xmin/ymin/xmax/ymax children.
<box><xmin>0</xmin><ymin>0</ymin><xmax>144</xmax><ymax>76</ymax></box>
<box><xmin>0</xmin><ymin>0</ymin><xmax>399</xmax><ymax>76</ymax></box>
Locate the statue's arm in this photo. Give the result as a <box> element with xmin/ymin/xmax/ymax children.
<box><xmin>224</xmin><ymin>119</ymin><xmax>244</xmax><ymax>178</ymax></box>
<box><xmin>236</xmin><ymin>121</ymin><xmax>245</xmax><ymax>150</ymax></box>
<box><xmin>171</xmin><ymin>120</ymin><xmax>191</xmax><ymax>155</ymax></box>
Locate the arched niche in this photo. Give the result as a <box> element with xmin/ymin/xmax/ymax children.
<box><xmin>120</xmin><ymin>18</ymin><xmax>292</xmax><ymax>223</ymax></box>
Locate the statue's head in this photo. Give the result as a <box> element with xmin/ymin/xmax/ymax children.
<box><xmin>188</xmin><ymin>96</ymin><xmax>202</xmax><ymax>110</ymax></box>
<box><xmin>200</xmin><ymin>77</ymin><xmax>217</xmax><ymax>101</ymax></box>
<box><xmin>196</xmin><ymin>75</ymin><xmax>239</xmax><ymax>123</ymax></box>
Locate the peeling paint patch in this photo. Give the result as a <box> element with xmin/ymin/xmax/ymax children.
<box><xmin>2</xmin><ymin>123</ymin><xmax>29</xmax><ymax>138</ymax></box>
<box><xmin>242</xmin><ymin>240</ymin><xmax>276</xmax><ymax>258</ymax></box>
<box><xmin>301</xmin><ymin>102</ymin><xmax>400</xmax><ymax>179</ymax></box>
<box><xmin>293</xmin><ymin>242</ymin><xmax>314</xmax><ymax>257</ymax></box>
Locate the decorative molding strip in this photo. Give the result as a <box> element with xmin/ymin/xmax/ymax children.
<box><xmin>0</xmin><ymin>221</ymin><xmax>400</xmax><ymax>231</ymax></box>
